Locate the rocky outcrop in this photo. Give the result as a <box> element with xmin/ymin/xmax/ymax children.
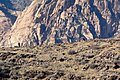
<box><xmin>10</xmin><ymin>0</ymin><xmax>33</xmax><ymax>11</ymax></box>
<box><xmin>0</xmin><ymin>0</ymin><xmax>33</xmax><ymax>47</ymax></box>
<box><xmin>0</xmin><ymin>3</ymin><xmax>14</xmax><ymax>45</ymax></box>
<box><xmin>0</xmin><ymin>2</ymin><xmax>17</xmax><ymax>47</ymax></box>
<box><xmin>0</xmin><ymin>10</ymin><xmax>11</xmax><ymax>41</ymax></box>
<box><xmin>0</xmin><ymin>0</ymin><xmax>32</xmax><ymax>11</ymax></box>
<box><xmin>0</xmin><ymin>0</ymin><xmax>120</xmax><ymax>47</ymax></box>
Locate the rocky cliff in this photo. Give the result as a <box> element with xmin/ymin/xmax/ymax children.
<box><xmin>0</xmin><ymin>2</ymin><xmax>16</xmax><ymax>45</ymax></box>
<box><xmin>0</xmin><ymin>0</ymin><xmax>120</xmax><ymax>47</ymax></box>
<box><xmin>0</xmin><ymin>0</ymin><xmax>32</xmax><ymax>11</ymax></box>
<box><xmin>0</xmin><ymin>0</ymin><xmax>32</xmax><ymax>47</ymax></box>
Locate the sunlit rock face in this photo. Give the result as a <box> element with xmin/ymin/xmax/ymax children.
<box><xmin>0</xmin><ymin>2</ymin><xmax>15</xmax><ymax>45</ymax></box>
<box><xmin>0</xmin><ymin>10</ymin><xmax>11</xmax><ymax>41</ymax></box>
<box><xmin>0</xmin><ymin>0</ymin><xmax>120</xmax><ymax>47</ymax></box>
<box><xmin>0</xmin><ymin>0</ymin><xmax>33</xmax><ymax>47</ymax></box>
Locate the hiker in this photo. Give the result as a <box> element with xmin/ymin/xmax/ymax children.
<box><xmin>18</xmin><ymin>42</ymin><xmax>20</xmax><ymax>47</ymax></box>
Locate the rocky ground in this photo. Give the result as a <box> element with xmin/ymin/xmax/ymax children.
<box><xmin>0</xmin><ymin>39</ymin><xmax>120</xmax><ymax>80</ymax></box>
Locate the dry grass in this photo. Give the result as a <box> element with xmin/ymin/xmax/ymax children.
<box><xmin>0</xmin><ymin>39</ymin><xmax>120</xmax><ymax>80</ymax></box>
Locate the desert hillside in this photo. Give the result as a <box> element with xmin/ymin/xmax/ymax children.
<box><xmin>0</xmin><ymin>39</ymin><xmax>120</xmax><ymax>80</ymax></box>
<box><xmin>0</xmin><ymin>1</ymin><xmax>120</xmax><ymax>80</ymax></box>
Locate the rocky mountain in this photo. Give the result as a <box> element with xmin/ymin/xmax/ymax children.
<box><xmin>0</xmin><ymin>0</ymin><xmax>120</xmax><ymax>47</ymax></box>
<box><xmin>0</xmin><ymin>0</ymin><xmax>32</xmax><ymax>47</ymax></box>
<box><xmin>0</xmin><ymin>0</ymin><xmax>32</xmax><ymax>11</ymax></box>
<box><xmin>0</xmin><ymin>1</ymin><xmax>16</xmax><ymax>45</ymax></box>
<box><xmin>0</xmin><ymin>0</ymin><xmax>32</xmax><ymax>25</ymax></box>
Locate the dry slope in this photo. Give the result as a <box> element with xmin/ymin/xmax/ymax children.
<box><xmin>0</xmin><ymin>39</ymin><xmax>120</xmax><ymax>80</ymax></box>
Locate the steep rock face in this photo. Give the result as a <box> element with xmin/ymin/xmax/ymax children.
<box><xmin>10</xmin><ymin>0</ymin><xmax>33</xmax><ymax>11</ymax></box>
<box><xmin>0</xmin><ymin>0</ymin><xmax>120</xmax><ymax>47</ymax></box>
<box><xmin>0</xmin><ymin>0</ymin><xmax>33</xmax><ymax>47</ymax></box>
<box><xmin>0</xmin><ymin>3</ymin><xmax>14</xmax><ymax>44</ymax></box>
<box><xmin>0</xmin><ymin>0</ymin><xmax>32</xmax><ymax>11</ymax></box>
<box><xmin>0</xmin><ymin>10</ymin><xmax>11</xmax><ymax>41</ymax></box>
<box><xmin>0</xmin><ymin>2</ymin><xmax>38</xmax><ymax>47</ymax></box>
